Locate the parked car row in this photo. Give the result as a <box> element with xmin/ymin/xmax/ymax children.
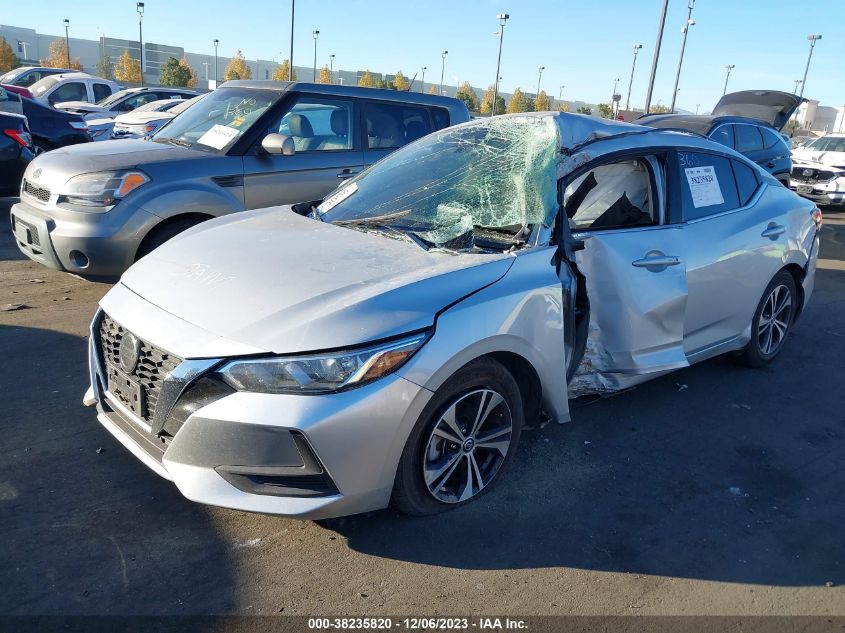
<box><xmin>6</xmin><ymin>81</ymin><xmax>823</xmax><ymax>520</ymax></box>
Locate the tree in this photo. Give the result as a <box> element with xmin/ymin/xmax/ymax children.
<box><xmin>479</xmin><ymin>85</ymin><xmax>505</xmax><ymax>115</ymax></box>
<box><xmin>576</xmin><ymin>105</ymin><xmax>592</xmax><ymax>115</ymax></box>
<box><xmin>159</xmin><ymin>56</ymin><xmax>192</xmax><ymax>86</ymax></box>
<box><xmin>0</xmin><ymin>37</ymin><xmax>19</xmax><ymax>73</ymax></box>
<box><xmin>114</xmin><ymin>49</ymin><xmax>141</xmax><ymax>83</ymax></box>
<box><xmin>358</xmin><ymin>70</ymin><xmax>376</xmax><ymax>87</ymax></box>
<box><xmin>534</xmin><ymin>90</ymin><xmax>551</xmax><ymax>112</ymax></box>
<box><xmin>506</xmin><ymin>87</ymin><xmax>530</xmax><ymax>113</ymax></box>
<box><xmin>317</xmin><ymin>65</ymin><xmax>331</xmax><ymax>84</ymax></box>
<box><xmin>649</xmin><ymin>103</ymin><xmax>671</xmax><ymax>113</ymax></box>
<box><xmin>598</xmin><ymin>103</ymin><xmax>613</xmax><ymax>119</ymax></box>
<box><xmin>455</xmin><ymin>81</ymin><xmax>478</xmax><ymax>112</ymax></box>
<box><xmin>94</xmin><ymin>56</ymin><xmax>114</xmax><ymax>80</ymax></box>
<box><xmin>427</xmin><ymin>84</ymin><xmax>440</xmax><ymax>95</ymax></box>
<box><xmin>374</xmin><ymin>76</ymin><xmax>387</xmax><ymax>89</ymax></box>
<box><xmin>273</xmin><ymin>59</ymin><xmax>296</xmax><ymax>81</ymax></box>
<box><xmin>180</xmin><ymin>56</ymin><xmax>198</xmax><ymax>88</ymax></box>
<box><xmin>223</xmin><ymin>51</ymin><xmax>251</xmax><ymax>80</ymax></box>
<box><xmin>40</xmin><ymin>38</ymin><xmax>82</xmax><ymax>70</ymax></box>
<box><xmin>559</xmin><ymin>101</ymin><xmax>570</xmax><ymax>113</ymax></box>
<box><xmin>392</xmin><ymin>70</ymin><xmax>409</xmax><ymax>91</ymax></box>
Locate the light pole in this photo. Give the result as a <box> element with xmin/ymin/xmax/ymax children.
<box><xmin>421</xmin><ymin>66</ymin><xmax>426</xmax><ymax>93</ymax></box>
<box><xmin>329</xmin><ymin>54</ymin><xmax>335</xmax><ymax>83</ymax></box>
<box><xmin>439</xmin><ymin>50</ymin><xmax>448</xmax><ymax>96</ymax></box>
<box><xmin>793</xmin><ymin>79</ymin><xmax>802</xmax><ymax>94</ymax></box>
<box><xmin>536</xmin><ymin>65</ymin><xmax>545</xmax><ymax>100</ymax></box>
<box><xmin>559</xmin><ymin>84</ymin><xmax>565</xmax><ymax>110</ymax></box>
<box><xmin>312</xmin><ymin>31</ymin><xmax>319</xmax><ymax>82</ymax></box>
<box><xmin>17</xmin><ymin>40</ymin><xmax>29</xmax><ymax>62</ymax></box>
<box><xmin>202</xmin><ymin>61</ymin><xmax>209</xmax><ymax>80</ymax></box>
<box><xmin>136</xmin><ymin>3</ymin><xmax>145</xmax><ymax>87</ymax></box>
<box><xmin>492</xmin><ymin>13</ymin><xmax>509</xmax><ymax>116</ymax></box>
<box><xmin>212</xmin><ymin>39</ymin><xmax>219</xmax><ymax>86</ymax></box>
<box><xmin>670</xmin><ymin>0</ymin><xmax>695</xmax><ymax>113</ymax></box>
<box><xmin>63</xmin><ymin>19</ymin><xmax>70</xmax><ymax>67</ymax></box>
<box><xmin>610</xmin><ymin>77</ymin><xmax>620</xmax><ymax>117</ymax></box>
<box><xmin>723</xmin><ymin>64</ymin><xmax>735</xmax><ymax>95</ymax></box>
<box><xmin>625</xmin><ymin>43</ymin><xmax>642</xmax><ymax>111</ymax></box>
<box><xmin>799</xmin><ymin>34</ymin><xmax>822</xmax><ymax>101</ymax></box>
<box><xmin>644</xmin><ymin>0</ymin><xmax>668</xmax><ymax>114</ymax></box>
<box><xmin>695</xmin><ymin>103</ymin><xmax>700</xmax><ymax>114</ymax></box>
<box><xmin>289</xmin><ymin>0</ymin><xmax>295</xmax><ymax>80</ymax></box>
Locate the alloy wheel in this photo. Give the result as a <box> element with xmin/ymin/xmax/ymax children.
<box><xmin>422</xmin><ymin>388</ymin><xmax>513</xmax><ymax>504</ymax></box>
<box><xmin>757</xmin><ymin>283</ymin><xmax>792</xmax><ymax>356</ymax></box>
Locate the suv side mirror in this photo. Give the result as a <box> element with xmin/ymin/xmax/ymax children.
<box><xmin>261</xmin><ymin>133</ymin><xmax>295</xmax><ymax>156</ymax></box>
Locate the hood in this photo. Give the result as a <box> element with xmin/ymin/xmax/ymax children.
<box><xmin>119</xmin><ymin>208</ymin><xmax>514</xmax><ymax>354</ymax></box>
<box><xmin>792</xmin><ymin>151</ymin><xmax>845</xmax><ymax>168</ymax></box>
<box><xmin>115</xmin><ymin>111</ymin><xmax>176</xmax><ymax>125</ymax></box>
<box><xmin>22</xmin><ymin>138</ymin><xmax>206</xmax><ymax>191</ymax></box>
<box><xmin>712</xmin><ymin>90</ymin><xmax>804</xmax><ymax>131</ymax></box>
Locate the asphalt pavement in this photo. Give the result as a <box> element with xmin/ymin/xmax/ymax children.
<box><xmin>1</xmin><ymin>197</ymin><xmax>843</xmax><ymax>616</ymax></box>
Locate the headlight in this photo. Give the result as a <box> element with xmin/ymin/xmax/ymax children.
<box><xmin>61</xmin><ymin>170</ymin><xmax>150</xmax><ymax>209</ymax></box>
<box><xmin>217</xmin><ymin>332</ymin><xmax>429</xmax><ymax>394</ymax></box>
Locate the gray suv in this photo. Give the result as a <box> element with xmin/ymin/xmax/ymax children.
<box><xmin>10</xmin><ymin>81</ymin><xmax>469</xmax><ymax>279</ymax></box>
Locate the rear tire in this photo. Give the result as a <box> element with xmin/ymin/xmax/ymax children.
<box><xmin>392</xmin><ymin>357</ymin><xmax>524</xmax><ymax>516</ymax></box>
<box><xmin>739</xmin><ymin>270</ymin><xmax>797</xmax><ymax>367</ymax></box>
<box><xmin>135</xmin><ymin>217</ymin><xmax>206</xmax><ymax>261</ymax></box>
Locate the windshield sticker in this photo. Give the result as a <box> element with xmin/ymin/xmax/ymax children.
<box><xmin>197</xmin><ymin>124</ymin><xmax>240</xmax><ymax>149</ymax></box>
<box><xmin>318</xmin><ymin>182</ymin><xmax>359</xmax><ymax>214</ymax></box>
<box><xmin>684</xmin><ymin>166</ymin><xmax>724</xmax><ymax>208</ymax></box>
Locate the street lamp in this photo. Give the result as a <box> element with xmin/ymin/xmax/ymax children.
<box><xmin>492</xmin><ymin>13</ymin><xmax>509</xmax><ymax>116</ymax></box>
<box><xmin>202</xmin><ymin>61</ymin><xmax>209</xmax><ymax>80</ymax></box>
<box><xmin>421</xmin><ymin>66</ymin><xmax>427</xmax><ymax>93</ymax></box>
<box><xmin>63</xmin><ymin>19</ymin><xmax>70</xmax><ymax>68</ymax></box>
<box><xmin>793</xmin><ymin>79</ymin><xmax>802</xmax><ymax>94</ymax></box>
<box><xmin>559</xmin><ymin>84</ymin><xmax>565</xmax><ymax>110</ymax></box>
<box><xmin>799</xmin><ymin>34</ymin><xmax>822</xmax><ymax>101</ymax></box>
<box><xmin>670</xmin><ymin>0</ymin><xmax>695</xmax><ymax>113</ymax></box>
<box><xmin>289</xmin><ymin>0</ymin><xmax>295</xmax><ymax>80</ymax></box>
<box><xmin>644</xmin><ymin>0</ymin><xmax>669</xmax><ymax>114</ymax></box>
<box><xmin>329</xmin><ymin>54</ymin><xmax>335</xmax><ymax>83</ymax></box>
<box><xmin>312</xmin><ymin>30</ymin><xmax>320</xmax><ymax>82</ymax></box>
<box><xmin>610</xmin><ymin>77</ymin><xmax>620</xmax><ymax>117</ymax></box>
<box><xmin>625</xmin><ymin>44</ymin><xmax>642</xmax><ymax>111</ymax></box>
<box><xmin>213</xmin><ymin>39</ymin><xmax>219</xmax><ymax>86</ymax></box>
<box><xmin>536</xmin><ymin>65</ymin><xmax>545</xmax><ymax>101</ymax></box>
<box><xmin>17</xmin><ymin>40</ymin><xmax>29</xmax><ymax>62</ymax></box>
<box><xmin>136</xmin><ymin>3</ymin><xmax>145</xmax><ymax>87</ymax></box>
<box><xmin>723</xmin><ymin>64</ymin><xmax>735</xmax><ymax>95</ymax></box>
<box><xmin>440</xmin><ymin>50</ymin><xmax>448</xmax><ymax>96</ymax></box>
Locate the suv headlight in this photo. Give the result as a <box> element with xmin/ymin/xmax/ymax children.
<box><xmin>61</xmin><ymin>170</ymin><xmax>150</xmax><ymax>209</ymax></box>
<box><xmin>217</xmin><ymin>332</ymin><xmax>429</xmax><ymax>394</ymax></box>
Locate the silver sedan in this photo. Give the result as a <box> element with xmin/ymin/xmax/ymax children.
<box><xmin>84</xmin><ymin>113</ymin><xmax>821</xmax><ymax>519</ymax></box>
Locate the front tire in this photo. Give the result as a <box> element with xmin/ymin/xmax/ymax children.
<box><xmin>392</xmin><ymin>357</ymin><xmax>524</xmax><ymax>516</ymax></box>
<box><xmin>739</xmin><ymin>270</ymin><xmax>797</xmax><ymax>367</ymax></box>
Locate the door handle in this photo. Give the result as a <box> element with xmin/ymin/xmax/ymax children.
<box><xmin>632</xmin><ymin>255</ymin><xmax>681</xmax><ymax>268</ymax></box>
<box><xmin>761</xmin><ymin>224</ymin><xmax>786</xmax><ymax>239</ymax></box>
<box><xmin>337</xmin><ymin>169</ymin><xmax>359</xmax><ymax>179</ymax></box>
<box><xmin>766</xmin><ymin>161</ymin><xmax>775</xmax><ymax>168</ymax></box>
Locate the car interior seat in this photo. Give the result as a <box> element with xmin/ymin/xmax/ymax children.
<box><xmin>368</xmin><ymin>114</ymin><xmax>402</xmax><ymax>148</ymax></box>
<box><xmin>288</xmin><ymin>114</ymin><xmax>318</xmax><ymax>151</ymax></box>
<box><xmin>405</xmin><ymin>120</ymin><xmax>428</xmax><ymax>143</ymax></box>
<box><xmin>318</xmin><ymin>108</ymin><xmax>350</xmax><ymax>150</ymax></box>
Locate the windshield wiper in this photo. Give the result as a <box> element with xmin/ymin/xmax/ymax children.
<box><xmin>158</xmin><ymin>137</ymin><xmax>192</xmax><ymax>148</ymax></box>
<box><xmin>331</xmin><ymin>210</ymin><xmax>411</xmax><ymax>226</ymax></box>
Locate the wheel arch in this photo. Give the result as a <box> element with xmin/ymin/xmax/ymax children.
<box><xmin>134</xmin><ymin>212</ymin><xmax>215</xmax><ymax>261</ymax></box>
<box><xmin>781</xmin><ymin>262</ymin><xmax>806</xmax><ymax>321</ymax></box>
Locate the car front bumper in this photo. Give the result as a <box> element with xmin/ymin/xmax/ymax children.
<box><xmin>10</xmin><ymin>196</ymin><xmax>159</xmax><ymax>278</ymax></box>
<box><xmin>85</xmin><ymin>314</ymin><xmax>435</xmax><ymax>520</ymax></box>
<box><xmin>790</xmin><ymin>177</ymin><xmax>845</xmax><ymax>206</ymax></box>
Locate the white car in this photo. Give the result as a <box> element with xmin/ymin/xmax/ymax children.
<box><xmin>27</xmin><ymin>72</ymin><xmax>120</xmax><ymax>108</ymax></box>
<box><xmin>111</xmin><ymin>97</ymin><xmax>200</xmax><ymax>139</ymax></box>
<box><xmin>790</xmin><ymin>133</ymin><xmax>845</xmax><ymax>206</ymax></box>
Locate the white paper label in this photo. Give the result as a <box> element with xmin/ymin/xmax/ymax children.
<box><xmin>684</xmin><ymin>166</ymin><xmax>724</xmax><ymax>208</ymax></box>
<box><xmin>317</xmin><ymin>182</ymin><xmax>358</xmax><ymax>214</ymax></box>
<box><xmin>197</xmin><ymin>124</ymin><xmax>240</xmax><ymax>149</ymax></box>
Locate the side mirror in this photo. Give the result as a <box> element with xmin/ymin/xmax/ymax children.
<box><xmin>261</xmin><ymin>133</ymin><xmax>295</xmax><ymax>156</ymax></box>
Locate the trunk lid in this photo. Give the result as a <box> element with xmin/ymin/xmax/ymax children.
<box><xmin>712</xmin><ymin>90</ymin><xmax>804</xmax><ymax>131</ymax></box>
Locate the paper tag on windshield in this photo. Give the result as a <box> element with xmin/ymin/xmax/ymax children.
<box><xmin>317</xmin><ymin>182</ymin><xmax>358</xmax><ymax>214</ymax></box>
<box><xmin>684</xmin><ymin>166</ymin><xmax>724</xmax><ymax>208</ymax></box>
<box><xmin>197</xmin><ymin>124</ymin><xmax>240</xmax><ymax>149</ymax></box>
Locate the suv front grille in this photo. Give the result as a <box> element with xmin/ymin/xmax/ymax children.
<box><xmin>23</xmin><ymin>179</ymin><xmax>50</xmax><ymax>203</ymax></box>
<box><xmin>99</xmin><ymin>314</ymin><xmax>182</xmax><ymax>424</ymax></box>
<box><xmin>792</xmin><ymin>166</ymin><xmax>835</xmax><ymax>183</ymax></box>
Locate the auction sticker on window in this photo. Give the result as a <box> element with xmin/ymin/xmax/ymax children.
<box><xmin>685</xmin><ymin>166</ymin><xmax>724</xmax><ymax>208</ymax></box>
<box><xmin>317</xmin><ymin>182</ymin><xmax>358</xmax><ymax>214</ymax></box>
<box><xmin>197</xmin><ymin>124</ymin><xmax>240</xmax><ymax>149</ymax></box>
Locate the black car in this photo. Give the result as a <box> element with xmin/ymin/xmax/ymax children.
<box><xmin>3</xmin><ymin>91</ymin><xmax>90</xmax><ymax>152</ymax></box>
<box><xmin>0</xmin><ymin>111</ymin><xmax>35</xmax><ymax>195</ymax></box>
<box><xmin>639</xmin><ymin>90</ymin><xmax>803</xmax><ymax>186</ymax></box>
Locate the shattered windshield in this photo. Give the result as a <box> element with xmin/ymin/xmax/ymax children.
<box><xmin>318</xmin><ymin>115</ymin><xmax>560</xmax><ymax>252</ymax></box>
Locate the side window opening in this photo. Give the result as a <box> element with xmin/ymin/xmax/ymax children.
<box><xmin>563</xmin><ymin>159</ymin><xmax>656</xmax><ymax>231</ymax></box>
<box><xmin>710</xmin><ymin>125</ymin><xmax>734</xmax><ymax>149</ymax></box>
<box><xmin>732</xmin><ymin>159</ymin><xmax>760</xmax><ymax>206</ymax></box>
<box><xmin>676</xmin><ymin>151</ymin><xmax>740</xmax><ymax>220</ymax></box>
<box><xmin>364</xmin><ymin>101</ymin><xmax>433</xmax><ymax>149</ymax></box>
<box><xmin>735</xmin><ymin>125</ymin><xmax>764</xmax><ymax>153</ymax></box>
<box><xmin>272</xmin><ymin>97</ymin><xmax>355</xmax><ymax>152</ymax></box>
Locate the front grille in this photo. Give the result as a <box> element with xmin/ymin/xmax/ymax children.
<box><xmin>99</xmin><ymin>314</ymin><xmax>182</xmax><ymax>424</ymax></box>
<box><xmin>791</xmin><ymin>166</ymin><xmax>836</xmax><ymax>183</ymax></box>
<box><xmin>23</xmin><ymin>179</ymin><xmax>50</xmax><ymax>203</ymax></box>
<box><xmin>12</xmin><ymin>215</ymin><xmax>40</xmax><ymax>247</ymax></box>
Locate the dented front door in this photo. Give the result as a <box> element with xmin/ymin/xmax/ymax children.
<box><xmin>571</xmin><ymin>225</ymin><xmax>689</xmax><ymax>386</ymax></box>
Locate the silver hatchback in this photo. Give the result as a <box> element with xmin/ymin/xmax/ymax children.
<box><xmin>84</xmin><ymin>113</ymin><xmax>820</xmax><ymax>519</ymax></box>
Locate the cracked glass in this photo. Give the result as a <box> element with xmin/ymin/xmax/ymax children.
<box><xmin>319</xmin><ymin>115</ymin><xmax>560</xmax><ymax>251</ymax></box>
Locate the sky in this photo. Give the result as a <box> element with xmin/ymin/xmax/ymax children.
<box><xmin>2</xmin><ymin>0</ymin><xmax>843</xmax><ymax>112</ymax></box>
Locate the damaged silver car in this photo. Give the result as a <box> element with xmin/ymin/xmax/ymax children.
<box><xmin>84</xmin><ymin>113</ymin><xmax>821</xmax><ymax>519</ymax></box>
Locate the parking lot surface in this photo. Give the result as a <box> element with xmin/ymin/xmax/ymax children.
<box><xmin>1</xmin><ymin>198</ymin><xmax>843</xmax><ymax>616</ymax></box>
